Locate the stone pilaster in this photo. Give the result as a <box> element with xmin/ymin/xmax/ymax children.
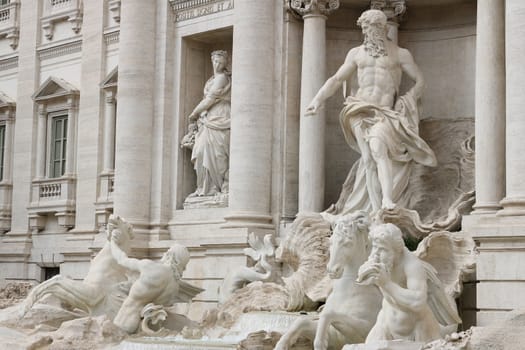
<box><xmin>113</xmin><ymin>0</ymin><xmax>156</xmax><ymax>233</ymax></box>
<box><xmin>64</xmin><ymin>97</ymin><xmax>78</xmax><ymax>176</ymax></box>
<box><xmin>370</xmin><ymin>0</ymin><xmax>406</xmax><ymax>44</ymax></box>
<box><xmin>35</xmin><ymin>105</ymin><xmax>47</xmax><ymax>180</ymax></box>
<box><xmin>472</xmin><ymin>0</ymin><xmax>505</xmax><ymax>214</ymax></box>
<box><xmin>499</xmin><ymin>0</ymin><xmax>525</xmax><ymax>216</ymax></box>
<box><xmin>290</xmin><ymin>0</ymin><xmax>339</xmax><ymax>214</ymax></box>
<box><xmin>102</xmin><ymin>91</ymin><xmax>116</xmax><ymax>174</ymax></box>
<box><xmin>224</xmin><ymin>0</ymin><xmax>276</xmax><ymax>228</ymax></box>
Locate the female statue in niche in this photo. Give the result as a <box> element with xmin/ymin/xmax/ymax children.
<box><xmin>182</xmin><ymin>50</ymin><xmax>231</xmax><ymax>205</ymax></box>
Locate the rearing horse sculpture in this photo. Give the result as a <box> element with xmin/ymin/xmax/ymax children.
<box><xmin>275</xmin><ymin>211</ymin><xmax>382</xmax><ymax>350</ymax></box>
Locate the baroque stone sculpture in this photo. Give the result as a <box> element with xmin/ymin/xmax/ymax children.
<box><xmin>306</xmin><ymin>9</ymin><xmax>436</xmax><ymax>213</ymax></box>
<box><xmin>13</xmin><ymin>215</ymin><xmax>202</xmax><ymax>337</ymax></box>
<box><xmin>23</xmin><ymin>215</ymin><xmax>134</xmax><ymax>318</ymax></box>
<box><xmin>275</xmin><ymin>212</ymin><xmax>382</xmax><ymax>350</ymax></box>
<box><xmin>182</xmin><ymin>50</ymin><xmax>231</xmax><ymax>208</ymax></box>
<box><xmin>356</xmin><ymin>223</ymin><xmax>461</xmax><ymax>343</ymax></box>
<box><xmin>109</xmin><ymin>233</ymin><xmax>202</xmax><ymax>333</ymax></box>
<box><xmin>219</xmin><ymin>233</ymin><xmax>282</xmax><ymax>304</ymax></box>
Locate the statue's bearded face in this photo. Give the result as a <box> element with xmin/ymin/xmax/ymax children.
<box><xmin>370</xmin><ymin>241</ymin><xmax>396</xmax><ymax>274</ymax></box>
<box><xmin>362</xmin><ymin>23</ymin><xmax>388</xmax><ymax>58</ymax></box>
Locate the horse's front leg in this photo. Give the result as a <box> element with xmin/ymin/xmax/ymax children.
<box><xmin>313</xmin><ymin>312</ymin><xmax>333</xmax><ymax>350</ymax></box>
<box><xmin>274</xmin><ymin>316</ymin><xmax>317</xmax><ymax>350</ymax></box>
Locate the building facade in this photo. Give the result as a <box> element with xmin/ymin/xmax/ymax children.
<box><xmin>0</xmin><ymin>0</ymin><xmax>522</xmax><ymax>325</ymax></box>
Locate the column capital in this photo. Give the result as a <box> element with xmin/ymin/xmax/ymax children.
<box><xmin>37</xmin><ymin>104</ymin><xmax>47</xmax><ymax>117</ymax></box>
<box><xmin>371</xmin><ymin>0</ymin><xmax>406</xmax><ymax>23</ymax></box>
<box><xmin>289</xmin><ymin>0</ymin><xmax>340</xmax><ymax>17</ymax></box>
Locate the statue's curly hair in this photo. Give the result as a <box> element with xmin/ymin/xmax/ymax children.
<box><xmin>357</xmin><ymin>9</ymin><xmax>387</xmax><ymax>27</ymax></box>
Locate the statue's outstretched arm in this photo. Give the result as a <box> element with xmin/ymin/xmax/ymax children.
<box><xmin>110</xmin><ymin>238</ymin><xmax>142</xmax><ymax>273</ymax></box>
<box><xmin>306</xmin><ymin>47</ymin><xmax>358</xmax><ymax>115</ymax></box>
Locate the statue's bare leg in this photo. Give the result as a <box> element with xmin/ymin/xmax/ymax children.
<box><xmin>352</xmin><ymin>122</ymin><xmax>382</xmax><ymax>211</ymax></box>
<box><xmin>274</xmin><ymin>316</ymin><xmax>317</xmax><ymax>350</ymax></box>
<box><xmin>369</xmin><ymin>137</ymin><xmax>395</xmax><ymax>210</ymax></box>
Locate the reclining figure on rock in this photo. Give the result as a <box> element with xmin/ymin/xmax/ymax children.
<box><xmin>274</xmin><ymin>212</ymin><xmax>382</xmax><ymax>350</ymax></box>
<box><xmin>22</xmin><ymin>215</ymin><xmax>134</xmax><ymax>317</ymax></box>
<box><xmin>357</xmin><ymin>223</ymin><xmax>461</xmax><ymax>343</ymax></box>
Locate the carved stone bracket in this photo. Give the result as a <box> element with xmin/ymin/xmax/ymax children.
<box><xmin>289</xmin><ymin>0</ymin><xmax>340</xmax><ymax>17</ymax></box>
<box><xmin>108</xmin><ymin>0</ymin><xmax>121</xmax><ymax>23</ymax></box>
<box><xmin>41</xmin><ymin>0</ymin><xmax>83</xmax><ymax>40</ymax></box>
<box><xmin>370</xmin><ymin>0</ymin><xmax>406</xmax><ymax>23</ymax></box>
<box><xmin>0</xmin><ymin>1</ymin><xmax>20</xmax><ymax>49</ymax></box>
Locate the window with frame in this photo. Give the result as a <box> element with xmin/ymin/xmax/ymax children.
<box><xmin>0</xmin><ymin>0</ymin><xmax>10</xmax><ymax>6</ymax></box>
<box><xmin>49</xmin><ymin>115</ymin><xmax>68</xmax><ymax>178</ymax></box>
<box><xmin>0</xmin><ymin>124</ymin><xmax>5</xmax><ymax>181</ymax></box>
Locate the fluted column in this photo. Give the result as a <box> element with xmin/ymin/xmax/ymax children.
<box><xmin>499</xmin><ymin>0</ymin><xmax>525</xmax><ymax>216</ymax></box>
<box><xmin>293</xmin><ymin>0</ymin><xmax>339</xmax><ymax>214</ymax></box>
<box><xmin>35</xmin><ymin>105</ymin><xmax>47</xmax><ymax>179</ymax></box>
<box><xmin>113</xmin><ymin>0</ymin><xmax>156</xmax><ymax>229</ymax></box>
<box><xmin>102</xmin><ymin>91</ymin><xmax>116</xmax><ymax>174</ymax></box>
<box><xmin>224</xmin><ymin>0</ymin><xmax>276</xmax><ymax>227</ymax></box>
<box><xmin>471</xmin><ymin>0</ymin><xmax>505</xmax><ymax>214</ymax></box>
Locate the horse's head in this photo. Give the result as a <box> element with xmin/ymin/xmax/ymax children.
<box><xmin>326</xmin><ymin>211</ymin><xmax>370</xmax><ymax>279</ymax></box>
<box><xmin>107</xmin><ymin>214</ymin><xmax>134</xmax><ymax>247</ymax></box>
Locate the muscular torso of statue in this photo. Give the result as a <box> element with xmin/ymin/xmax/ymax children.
<box><xmin>354</xmin><ymin>43</ymin><xmax>402</xmax><ymax>109</ymax></box>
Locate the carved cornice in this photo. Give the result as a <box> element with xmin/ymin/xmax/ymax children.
<box><xmin>370</xmin><ymin>0</ymin><xmax>406</xmax><ymax>23</ymax></box>
<box><xmin>0</xmin><ymin>56</ymin><xmax>18</xmax><ymax>70</ymax></box>
<box><xmin>169</xmin><ymin>0</ymin><xmax>234</xmax><ymax>22</ymax></box>
<box><xmin>104</xmin><ymin>30</ymin><xmax>119</xmax><ymax>45</ymax></box>
<box><xmin>37</xmin><ymin>39</ymin><xmax>82</xmax><ymax>60</ymax></box>
<box><xmin>289</xmin><ymin>0</ymin><xmax>340</xmax><ymax>17</ymax></box>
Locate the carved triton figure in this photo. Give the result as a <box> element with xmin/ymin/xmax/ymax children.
<box><xmin>357</xmin><ymin>223</ymin><xmax>461</xmax><ymax>343</ymax></box>
<box><xmin>307</xmin><ymin>9</ymin><xmax>436</xmax><ymax>213</ymax></box>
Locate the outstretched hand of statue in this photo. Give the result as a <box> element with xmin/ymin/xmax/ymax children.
<box><xmin>305</xmin><ymin>99</ymin><xmax>321</xmax><ymax>116</ymax></box>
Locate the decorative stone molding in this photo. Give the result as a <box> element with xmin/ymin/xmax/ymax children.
<box><xmin>0</xmin><ymin>1</ymin><xmax>20</xmax><ymax>49</ymax></box>
<box><xmin>41</xmin><ymin>0</ymin><xmax>83</xmax><ymax>40</ymax></box>
<box><xmin>37</xmin><ymin>39</ymin><xmax>82</xmax><ymax>60</ymax></box>
<box><xmin>288</xmin><ymin>0</ymin><xmax>340</xmax><ymax>17</ymax></box>
<box><xmin>104</xmin><ymin>30</ymin><xmax>119</xmax><ymax>45</ymax></box>
<box><xmin>108</xmin><ymin>0</ymin><xmax>121</xmax><ymax>23</ymax></box>
<box><xmin>168</xmin><ymin>0</ymin><xmax>234</xmax><ymax>22</ymax></box>
<box><xmin>0</xmin><ymin>56</ymin><xmax>18</xmax><ymax>71</ymax></box>
<box><xmin>370</xmin><ymin>0</ymin><xmax>406</xmax><ymax>23</ymax></box>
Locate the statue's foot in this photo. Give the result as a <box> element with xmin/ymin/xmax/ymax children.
<box><xmin>381</xmin><ymin>199</ymin><xmax>396</xmax><ymax>210</ymax></box>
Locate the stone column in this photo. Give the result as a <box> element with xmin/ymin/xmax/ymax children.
<box><xmin>292</xmin><ymin>0</ymin><xmax>339</xmax><ymax>214</ymax></box>
<box><xmin>499</xmin><ymin>0</ymin><xmax>525</xmax><ymax>216</ymax></box>
<box><xmin>113</xmin><ymin>0</ymin><xmax>156</xmax><ymax>230</ymax></box>
<box><xmin>224</xmin><ymin>0</ymin><xmax>276</xmax><ymax>227</ymax></box>
<box><xmin>35</xmin><ymin>105</ymin><xmax>47</xmax><ymax>179</ymax></box>
<box><xmin>471</xmin><ymin>0</ymin><xmax>505</xmax><ymax>214</ymax></box>
<box><xmin>64</xmin><ymin>97</ymin><xmax>77</xmax><ymax>176</ymax></box>
<box><xmin>102</xmin><ymin>91</ymin><xmax>116</xmax><ymax>173</ymax></box>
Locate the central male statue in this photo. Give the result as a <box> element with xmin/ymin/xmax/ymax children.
<box><xmin>307</xmin><ymin>9</ymin><xmax>436</xmax><ymax>213</ymax></box>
